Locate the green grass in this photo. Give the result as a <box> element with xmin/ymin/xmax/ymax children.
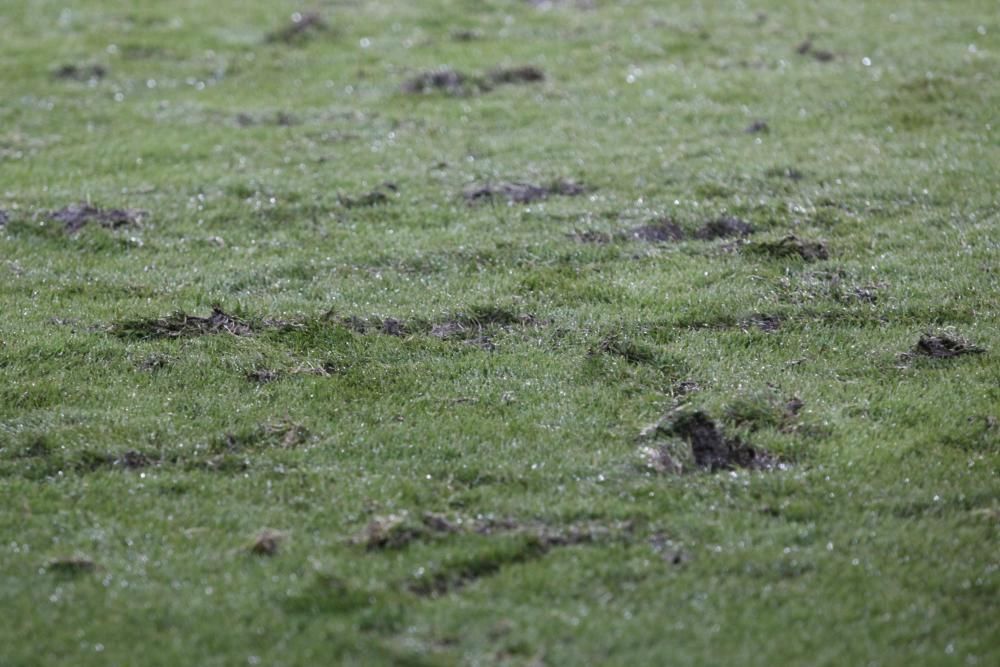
<box><xmin>1</xmin><ymin>1</ymin><xmax>998</xmax><ymax>665</ymax></box>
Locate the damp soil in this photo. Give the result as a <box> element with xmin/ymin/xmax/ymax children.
<box><xmin>642</xmin><ymin>410</ymin><xmax>778</xmax><ymax>473</ymax></box>
<box><xmin>403</xmin><ymin>65</ymin><xmax>545</xmax><ymax>96</ymax></box>
<box><xmin>52</xmin><ymin>63</ymin><xmax>107</xmax><ymax>81</ymax></box>
<box><xmin>49</xmin><ymin>204</ymin><xmax>145</xmax><ymax>234</ymax></box>
<box><xmin>626</xmin><ymin>219</ymin><xmax>685</xmax><ymax>243</ymax></box>
<box><xmin>745</xmin><ymin>120</ymin><xmax>769</xmax><ymax>134</ymax></box>
<box><xmin>795</xmin><ymin>37</ymin><xmax>835</xmax><ymax>62</ymax></box>
<box><xmin>913</xmin><ymin>333</ymin><xmax>984</xmax><ymax>359</ymax></box>
<box><xmin>463</xmin><ymin>179</ymin><xmax>588</xmax><ymax>205</ymax></box>
<box><xmin>338</xmin><ymin>183</ymin><xmax>397</xmax><ymax>208</ymax></box>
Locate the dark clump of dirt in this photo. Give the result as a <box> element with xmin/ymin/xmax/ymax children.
<box><xmin>913</xmin><ymin>333</ymin><xmax>984</xmax><ymax>359</ymax></box>
<box><xmin>592</xmin><ymin>334</ymin><xmax>657</xmax><ymax>364</ymax></box>
<box><xmin>569</xmin><ymin>229</ymin><xmax>613</xmax><ymax>244</ymax></box>
<box><xmin>113</xmin><ymin>306</ymin><xmax>254</xmax><ymax>339</ymax></box>
<box><xmin>795</xmin><ymin>37</ymin><xmax>835</xmax><ymax>62</ymax></box>
<box><xmin>249</xmin><ymin>529</ymin><xmax>287</xmax><ymax>556</ymax></box>
<box><xmin>749</xmin><ymin>235</ymin><xmax>829</xmax><ymax>261</ymax></box>
<box><xmin>138</xmin><ymin>353</ymin><xmax>171</xmax><ymax>372</ymax></box>
<box><xmin>248</xmin><ymin>369</ymin><xmax>281</xmax><ymax>384</ymax></box>
<box><xmin>338</xmin><ymin>183</ymin><xmax>397</xmax><ymax>208</ymax></box>
<box><xmin>745</xmin><ymin>120</ymin><xmax>769</xmax><ymax>134</ymax></box>
<box><xmin>463</xmin><ymin>179</ymin><xmax>588</xmax><ymax>205</ymax></box>
<box><xmin>640</xmin><ymin>410</ymin><xmax>778</xmax><ymax>473</ymax></box>
<box><xmin>487</xmin><ymin>65</ymin><xmax>545</xmax><ymax>85</ymax></box>
<box><xmin>402</xmin><ymin>68</ymin><xmax>476</xmax><ymax>95</ymax></box>
<box><xmin>354</xmin><ymin>512</ymin><xmax>427</xmax><ymax>550</ymax></box>
<box><xmin>669</xmin><ymin>411</ymin><xmax>775</xmax><ymax>471</ymax></box>
<box><xmin>45</xmin><ymin>556</ymin><xmax>98</xmax><ymax>574</ymax></box>
<box><xmin>337</xmin><ymin>314</ymin><xmax>410</xmax><ymax>337</ymax></box>
<box><xmin>49</xmin><ymin>204</ymin><xmax>144</xmax><ymax>234</ymax></box>
<box><xmin>52</xmin><ymin>63</ymin><xmax>107</xmax><ymax>81</ymax></box>
<box><xmin>115</xmin><ymin>450</ymin><xmax>151</xmax><ymax>469</ymax></box>
<box><xmin>765</xmin><ymin>166</ymin><xmax>805</xmax><ymax>181</ymax></box>
<box><xmin>0</xmin><ymin>209</ymin><xmax>9</xmax><ymax>226</ymax></box>
<box><xmin>695</xmin><ymin>216</ymin><xmax>754</xmax><ymax>240</ymax></box>
<box><xmin>266</xmin><ymin>11</ymin><xmax>327</xmax><ymax>44</ymax></box>
<box><xmin>626</xmin><ymin>218</ymin><xmax>685</xmax><ymax>243</ymax></box>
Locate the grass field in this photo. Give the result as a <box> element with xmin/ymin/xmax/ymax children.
<box><xmin>1</xmin><ymin>1</ymin><xmax>998</xmax><ymax>665</ymax></box>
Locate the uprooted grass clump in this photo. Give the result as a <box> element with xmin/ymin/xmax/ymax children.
<box><xmin>747</xmin><ymin>235</ymin><xmax>829</xmax><ymax>261</ymax></box>
<box><xmin>266</xmin><ymin>11</ymin><xmax>328</xmax><ymax>44</ymax></box>
<box><xmin>48</xmin><ymin>203</ymin><xmax>144</xmax><ymax>234</ymax></box>
<box><xmin>402</xmin><ymin>65</ymin><xmax>545</xmax><ymax>96</ymax></box>
<box><xmin>911</xmin><ymin>332</ymin><xmax>985</xmax><ymax>359</ymax></box>
<box><xmin>463</xmin><ymin>179</ymin><xmax>588</xmax><ymax>205</ymax></box>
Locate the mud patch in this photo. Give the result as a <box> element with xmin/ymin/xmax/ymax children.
<box><xmin>138</xmin><ymin>353</ymin><xmax>171</xmax><ymax>372</ymax></box>
<box><xmin>0</xmin><ymin>209</ymin><xmax>9</xmax><ymax>227</ymax></box>
<box><xmin>52</xmin><ymin>63</ymin><xmax>107</xmax><ymax>81</ymax></box>
<box><xmin>744</xmin><ymin>120</ymin><xmax>769</xmax><ymax>134</ymax></box>
<box><xmin>742</xmin><ymin>314</ymin><xmax>782</xmax><ymax>332</ymax></box>
<box><xmin>748</xmin><ymin>235</ymin><xmax>828</xmax><ymax>261</ymax></box>
<box><xmin>695</xmin><ymin>217</ymin><xmax>754</xmax><ymax>240</ymax></box>
<box><xmin>795</xmin><ymin>37</ymin><xmax>835</xmax><ymax>62</ymax></box>
<box><xmin>114</xmin><ymin>450</ymin><xmax>151</xmax><ymax>469</ymax></box>
<box><xmin>912</xmin><ymin>332</ymin><xmax>985</xmax><ymax>359</ymax></box>
<box><xmin>639</xmin><ymin>409</ymin><xmax>778</xmax><ymax>473</ymax></box>
<box><xmin>44</xmin><ymin>556</ymin><xmax>98</xmax><ymax>575</ymax></box>
<box><xmin>765</xmin><ymin>166</ymin><xmax>804</xmax><ymax>181</ymax></box>
<box><xmin>402</xmin><ymin>68</ymin><xmax>478</xmax><ymax>96</ymax></box>
<box><xmin>113</xmin><ymin>306</ymin><xmax>253</xmax><ymax>339</ymax></box>
<box><xmin>49</xmin><ymin>204</ymin><xmax>144</xmax><ymax>234</ymax></box>
<box><xmin>338</xmin><ymin>183</ymin><xmax>397</xmax><ymax>208</ymax></box>
<box><xmin>266</xmin><ymin>11</ymin><xmax>327</xmax><ymax>44</ymax></box>
<box><xmin>626</xmin><ymin>219</ymin><xmax>685</xmax><ymax>243</ymax></box>
<box><xmin>249</xmin><ymin>529</ymin><xmax>287</xmax><ymax>556</ymax></box>
<box><xmin>463</xmin><ymin>179</ymin><xmax>588</xmax><ymax>205</ymax></box>
<box><xmin>247</xmin><ymin>369</ymin><xmax>281</xmax><ymax>384</ymax></box>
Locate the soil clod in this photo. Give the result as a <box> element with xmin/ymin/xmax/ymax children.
<box><xmin>53</xmin><ymin>63</ymin><xmax>107</xmax><ymax>81</ymax></box>
<box><xmin>914</xmin><ymin>333</ymin><xmax>984</xmax><ymax>359</ymax></box>
<box><xmin>115</xmin><ymin>450</ymin><xmax>151</xmax><ymax>469</ymax></box>
<box><xmin>745</xmin><ymin>120</ymin><xmax>769</xmax><ymax>134</ymax></box>
<box><xmin>266</xmin><ymin>11</ymin><xmax>327</xmax><ymax>44</ymax></box>
<box><xmin>402</xmin><ymin>68</ymin><xmax>476</xmax><ymax>95</ymax></box>
<box><xmin>45</xmin><ymin>556</ymin><xmax>97</xmax><ymax>574</ymax></box>
<box><xmin>695</xmin><ymin>217</ymin><xmax>754</xmax><ymax>240</ymax></box>
<box><xmin>795</xmin><ymin>37</ymin><xmax>835</xmax><ymax>62</ymax></box>
<box><xmin>744</xmin><ymin>314</ymin><xmax>782</xmax><ymax>332</ymax></box>
<box><xmin>749</xmin><ymin>235</ymin><xmax>829</xmax><ymax>261</ymax></box>
<box><xmin>49</xmin><ymin>204</ymin><xmax>144</xmax><ymax>234</ymax></box>
<box><xmin>249</xmin><ymin>529</ymin><xmax>287</xmax><ymax>556</ymax></box>
<box><xmin>0</xmin><ymin>210</ymin><xmax>9</xmax><ymax>226</ymax></box>
<box><xmin>626</xmin><ymin>219</ymin><xmax>685</xmax><ymax>243</ymax></box>
<box><xmin>487</xmin><ymin>65</ymin><xmax>545</xmax><ymax>85</ymax></box>
<box><xmin>463</xmin><ymin>179</ymin><xmax>588</xmax><ymax>205</ymax></box>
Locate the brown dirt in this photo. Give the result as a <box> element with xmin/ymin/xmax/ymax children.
<box><xmin>402</xmin><ymin>68</ymin><xmax>477</xmax><ymax>95</ymax></box>
<box><xmin>695</xmin><ymin>217</ymin><xmax>754</xmax><ymax>240</ymax></box>
<box><xmin>49</xmin><ymin>204</ymin><xmax>144</xmax><ymax>234</ymax></box>
<box><xmin>745</xmin><ymin>120</ymin><xmax>769</xmax><ymax>134</ymax></box>
<box><xmin>626</xmin><ymin>219</ymin><xmax>685</xmax><ymax>242</ymax></box>
<box><xmin>113</xmin><ymin>306</ymin><xmax>253</xmax><ymax>339</ymax></box>
<box><xmin>643</xmin><ymin>410</ymin><xmax>778</xmax><ymax>473</ymax></box>
<box><xmin>463</xmin><ymin>179</ymin><xmax>589</xmax><ymax>205</ymax></box>
<box><xmin>743</xmin><ymin>314</ymin><xmax>782</xmax><ymax>332</ymax></box>
<box><xmin>115</xmin><ymin>450</ymin><xmax>151</xmax><ymax>469</ymax></box>
<box><xmin>52</xmin><ymin>63</ymin><xmax>107</xmax><ymax>81</ymax></box>
<box><xmin>45</xmin><ymin>556</ymin><xmax>98</xmax><ymax>574</ymax></box>
<box><xmin>339</xmin><ymin>184</ymin><xmax>396</xmax><ymax>208</ymax></box>
<box><xmin>750</xmin><ymin>235</ymin><xmax>829</xmax><ymax>261</ymax></box>
<box><xmin>249</xmin><ymin>529</ymin><xmax>287</xmax><ymax>556</ymax></box>
<box><xmin>795</xmin><ymin>37</ymin><xmax>835</xmax><ymax>62</ymax></box>
<box><xmin>138</xmin><ymin>353</ymin><xmax>170</xmax><ymax>372</ymax></box>
<box><xmin>0</xmin><ymin>209</ymin><xmax>9</xmax><ymax>226</ymax></box>
<box><xmin>914</xmin><ymin>333</ymin><xmax>984</xmax><ymax>358</ymax></box>
<box><xmin>266</xmin><ymin>11</ymin><xmax>327</xmax><ymax>44</ymax></box>
<box><xmin>248</xmin><ymin>369</ymin><xmax>281</xmax><ymax>384</ymax></box>
<box><xmin>487</xmin><ymin>66</ymin><xmax>545</xmax><ymax>85</ymax></box>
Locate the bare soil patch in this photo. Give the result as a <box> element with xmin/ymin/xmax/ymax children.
<box><xmin>913</xmin><ymin>333</ymin><xmax>985</xmax><ymax>359</ymax></box>
<box><xmin>639</xmin><ymin>409</ymin><xmax>778</xmax><ymax>473</ymax></box>
<box><xmin>626</xmin><ymin>219</ymin><xmax>685</xmax><ymax>242</ymax></box>
<box><xmin>745</xmin><ymin>120</ymin><xmax>769</xmax><ymax>134</ymax></box>
<box><xmin>52</xmin><ymin>63</ymin><xmax>107</xmax><ymax>81</ymax></box>
<box><xmin>463</xmin><ymin>179</ymin><xmax>588</xmax><ymax>205</ymax></box>
<box><xmin>113</xmin><ymin>306</ymin><xmax>254</xmax><ymax>339</ymax></box>
<box><xmin>49</xmin><ymin>204</ymin><xmax>144</xmax><ymax>234</ymax></box>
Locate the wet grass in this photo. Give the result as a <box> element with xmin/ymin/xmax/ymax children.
<box><xmin>1</xmin><ymin>1</ymin><xmax>999</xmax><ymax>665</ymax></box>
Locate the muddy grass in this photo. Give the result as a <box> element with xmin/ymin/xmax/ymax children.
<box><xmin>795</xmin><ymin>37</ymin><xmax>835</xmax><ymax>62</ymax></box>
<box><xmin>0</xmin><ymin>210</ymin><xmax>9</xmax><ymax>226</ymax></box>
<box><xmin>639</xmin><ymin>409</ymin><xmax>778</xmax><ymax>473</ymax></box>
<box><xmin>695</xmin><ymin>217</ymin><xmax>754</xmax><ymax>240</ymax></box>
<box><xmin>113</xmin><ymin>306</ymin><xmax>254</xmax><ymax>339</ymax></box>
<box><xmin>48</xmin><ymin>204</ymin><xmax>144</xmax><ymax>234</ymax></box>
<box><xmin>745</xmin><ymin>120</ymin><xmax>769</xmax><ymax>134</ymax></box>
<box><xmin>338</xmin><ymin>183</ymin><xmax>397</xmax><ymax>208</ymax></box>
<box><xmin>463</xmin><ymin>179</ymin><xmax>587</xmax><ymax>205</ymax></box>
<box><xmin>913</xmin><ymin>332</ymin><xmax>985</xmax><ymax>359</ymax></box>
<box><xmin>266</xmin><ymin>11</ymin><xmax>327</xmax><ymax>44</ymax></box>
<box><xmin>44</xmin><ymin>556</ymin><xmax>98</xmax><ymax>575</ymax></box>
<box><xmin>248</xmin><ymin>529</ymin><xmax>287</xmax><ymax>556</ymax></box>
<box><xmin>748</xmin><ymin>235</ymin><xmax>829</xmax><ymax>261</ymax></box>
<box><xmin>626</xmin><ymin>219</ymin><xmax>685</xmax><ymax>242</ymax></box>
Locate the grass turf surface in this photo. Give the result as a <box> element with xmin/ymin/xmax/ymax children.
<box><xmin>1</xmin><ymin>1</ymin><xmax>998</xmax><ymax>665</ymax></box>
